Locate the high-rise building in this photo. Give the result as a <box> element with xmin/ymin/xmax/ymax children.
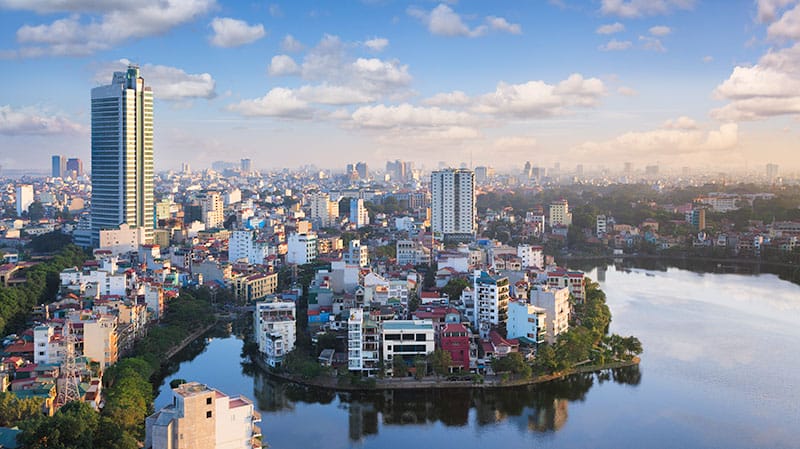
<box><xmin>51</xmin><ymin>155</ymin><xmax>65</xmax><ymax>178</ymax></box>
<box><xmin>91</xmin><ymin>65</ymin><xmax>154</xmax><ymax>246</ymax></box>
<box><xmin>16</xmin><ymin>184</ymin><xmax>34</xmax><ymax>217</ymax></box>
<box><xmin>474</xmin><ymin>166</ymin><xmax>494</xmax><ymax>184</ymax></box>
<box><xmin>355</xmin><ymin>162</ymin><xmax>368</xmax><ymax>180</ymax></box>
<box><xmin>431</xmin><ymin>168</ymin><xmax>476</xmax><ymax>241</ymax></box>
<box><xmin>349</xmin><ymin>198</ymin><xmax>369</xmax><ymax>228</ymax></box>
<box><xmin>66</xmin><ymin>158</ymin><xmax>83</xmax><ymax>177</ymax></box>
<box><xmin>241</xmin><ymin>158</ymin><xmax>252</xmax><ymax>175</ymax></box>
<box><xmin>472</xmin><ymin>270</ymin><xmax>509</xmax><ymax>339</ymax></box>
<box><xmin>549</xmin><ymin>199</ymin><xmax>572</xmax><ymax>229</ymax></box>
<box><xmin>766</xmin><ymin>163</ymin><xmax>779</xmax><ymax>181</ymax></box>
<box><xmin>308</xmin><ymin>192</ymin><xmax>339</xmax><ymax>228</ymax></box>
<box><xmin>200</xmin><ymin>191</ymin><xmax>224</xmax><ymax>229</ymax></box>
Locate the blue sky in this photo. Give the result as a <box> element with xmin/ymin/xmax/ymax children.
<box><xmin>0</xmin><ymin>0</ymin><xmax>798</xmax><ymax>173</ymax></box>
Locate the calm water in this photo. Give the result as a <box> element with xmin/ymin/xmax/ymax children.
<box><xmin>154</xmin><ymin>264</ymin><xmax>800</xmax><ymax>449</ymax></box>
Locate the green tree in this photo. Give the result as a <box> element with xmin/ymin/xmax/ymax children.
<box><xmin>441</xmin><ymin>278</ymin><xmax>469</xmax><ymax>302</ymax></box>
<box><xmin>429</xmin><ymin>348</ymin><xmax>453</xmax><ymax>377</ymax></box>
<box><xmin>18</xmin><ymin>401</ymin><xmax>99</xmax><ymax>449</ymax></box>
<box><xmin>492</xmin><ymin>352</ymin><xmax>532</xmax><ymax>379</ymax></box>
<box><xmin>392</xmin><ymin>356</ymin><xmax>408</xmax><ymax>378</ymax></box>
<box><xmin>0</xmin><ymin>392</ymin><xmax>43</xmax><ymax>427</ymax></box>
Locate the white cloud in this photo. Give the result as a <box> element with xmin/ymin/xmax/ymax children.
<box><xmin>268</xmin><ymin>3</ymin><xmax>283</xmax><ymax>17</ymax></box>
<box><xmin>351</xmin><ymin>103</ymin><xmax>474</xmax><ymax>129</ymax></box>
<box><xmin>281</xmin><ymin>34</ymin><xmax>304</xmax><ymax>52</ymax></box>
<box><xmin>0</xmin><ymin>105</ymin><xmax>84</xmax><ymax>135</ymax></box>
<box><xmin>703</xmin><ymin>55</ymin><xmax>714</xmax><ymax>63</ymax></box>
<box><xmin>599</xmin><ymin>39</ymin><xmax>633</xmax><ymax>51</ymax></box>
<box><xmin>756</xmin><ymin>0</ymin><xmax>796</xmax><ymax>23</ymax></box>
<box><xmin>408</xmin><ymin>4</ymin><xmax>488</xmax><ymax>37</ymax></box>
<box><xmin>663</xmin><ymin>116</ymin><xmax>698</xmax><ymax>129</ymax></box>
<box><xmin>227</xmin><ymin>87</ymin><xmax>314</xmax><ymax>118</ymax></box>
<box><xmin>209</xmin><ymin>17</ymin><xmax>265</xmax><ymax>48</ymax></box>
<box><xmin>474</xmin><ymin>73</ymin><xmax>606</xmax><ymax>118</ymax></box>
<box><xmin>596</xmin><ymin>22</ymin><xmax>625</xmax><ymax>34</ymax></box>
<box><xmin>268</xmin><ymin>54</ymin><xmax>301</xmax><ymax>76</ymax></box>
<box><xmin>574</xmin><ymin>121</ymin><xmax>739</xmax><ymax>159</ymax></box>
<box><xmin>640</xmin><ymin>35</ymin><xmax>666</xmax><ymax>51</ymax></box>
<box><xmin>486</xmin><ymin>16</ymin><xmax>522</xmax><ymax>34</ymax></box>
<box><xmin>296</xmin><ymin>84</ymin><xmax>376</xmax><ymax>105</ymax></box>
<box><xmin>12</xmin><ymin>0</ymin><xmax>214</xmax><ymax>57</ymax></box>
<box><xmin>493</xmin><ymin>136</ymin><xmax>538</xmax><ymax>152</ymax></box>
<box><xmin>95</xmin><ymin>59</ymin><xmax>216</xmax><ymax>100</ymax></box>
<box><xmin>600</xmin><ymin>0</ymin><xmax>694</xmax><ymax>18</ymax></box>
<box><xmin>364</xmin><ymin>37</ymin><xmax>389</xmax><ymax>52</ymax></box>
<box><xmin>649</xmin><ymin>25</ymin><xmax>672</xmax><ymax>36</ymax></box>
<box><xmin>767</xmin><ymin>3</ymin><xmax>800</xmax><ymax>40</ymax></box>
<box><xmin>712</xmin><ymin>42</ymin><xmax>800</xmax><ymax>120</ymax></box>
<box><xmin>423</xmin><ymin>90</ymin><xmax>471</xmax><ymax>106</ymax></box>
<box><xmin>617</xmin><ymin>86</ymin><xmax>639</xmax><ymax>96</ymax></box>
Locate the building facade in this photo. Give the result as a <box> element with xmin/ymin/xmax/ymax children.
<box><xmin>472</xmin><ymin>270</ymin><xmax>510</xmax><ymax>339</ymax></box>
<box><xmin>254</xmin><ymin>300</ymin><xmax>296</xmax><ymax>367</ymax></box>
<box><xmin>91</xmin><ymin>65</ymin><xmax>154</xmax><ymax>246</ymax></box>
<box><xmin>431</xmin><ymin>168</ymin><xmax>476</xmax><ymax>241</ymax></box>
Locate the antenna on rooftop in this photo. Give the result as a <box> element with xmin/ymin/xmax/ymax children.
<box><xmin>56</xmin><ymin>322</ymin><xmax>82</xmax><ymax>407</ymax></box>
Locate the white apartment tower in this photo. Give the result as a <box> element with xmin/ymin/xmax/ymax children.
<box><xmin>254</xmin><ymin>300</ymin><xmax>296</xmax><ymax>367</ymax></box>
<box><xmin>201</xmin><ymin>191</ymin><xmax>224</xmax><ymax>229</ymax></box>
<box><xmin>15</xmin><ymin>184</ymin><xmax>34</xmax><ymax>217</ymax></box>
<box><xmin>309</xmin><ymin>192</ymin><xmax>339</xmax><ymax>228</ymax></box>
<box><xmin>431</xmin><ymin>169</ymin><xmax>476</xmax><ymax>241</ymax></box>
<box><xmin>349</xmin><ymin>198</ymin><xmax>369</xmax><ymax>228</ymax></box>
<box><xmin>91</xmin><ymin>65</ymin><xmax>154</xmax><ymax>246</ymax></box>
<box><xmin>472</xmin><ymin>270</ymin><xmax>510</xmax><ymax>339</ymax></box>
<box><xmin>549</xmin><ymin>199</ymin><xmax>572</xmax><ymax>229</ymax></box>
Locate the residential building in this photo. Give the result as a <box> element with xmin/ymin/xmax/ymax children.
<box><xmin>347</xmin><ymin>308</ymin><xmax>380</xmax><ymax>376</ymax></box>
<box><xmin>349</xmin><ymin>198</ymin><xmax>369</xmax><ymax>228</ymax></box>
<box><xmin>431</xmin><ymin>168</ymin><xmax>476</xmax><ymax>241</ymax></box>
<box><xmin>396</xmin><ymin>240</ymin><xmax>430</xmax><ymax>266</ymax></box>
<box><xmin>506</xmin><ymin>300</ymin><xmax>547</xmax><ymax>345</ymax></box>
<box><xmin>91</xmin><ymin>65</ymin><xmax>154</xmax><ymax>246</ymax></box>
<box><xmin>596</xmin><ymin>215</ymin><xmax>608</xmax><ymax>238</ymax></box>
<box><xmin>98</xmin><ymin>223</ymin><xmax>146</xmax><ymax>256</ymax></box>
<box><xmin>201</xmin><ymin>191</ymin><xmax>224</xmax><ymax>229</ymax></box>
<box><xmin>546</xmin><ymin>268</ymin><xmax>585</xmax><ymax>303</ymax></box>
<box><xmin>530</xmin><ymin>285</ymin><xmax>570</xmax><ymax>344</ymax></box>
<box><xmin>381</xmin><ymin>320</ymin><xmax>435</xmax><ymax>376</ymax></box>
<box><xmin>15</xmin><ymin>184</ymin><xmax>33</xmax><ymax>217</ymax></box>
<box><xmin>254</xmin><ymin>300</ymin><xmax>296</xmax><ymax>367</ymax></box>
<box><xmin>439</xmin><ymin>323</ymin><xmax>470</xmax><ymax>372</ymax></box>
<box><xmin>228</xmin><ymin>230</ymin><xmax>268</xmax><ymax>265</ymax></box>
<box><xmin>286</xmin><ymin>232</ymin><xmax>318</xmax><ymax>265</ymax></box>
<box><xmin>145</xmin><ymin>382</ymin><xmax>261</xmax><ymax>449</ymax></box>
<box><xmin>686</xmin><ymin>208</ymin><xmax>706</xmax><ymax>231</ymax></box>
<box><xmin>232</xmin><ymin>272</ymin><xmax>278</xmax><ymax>303</ymax></box>
<box><xmin>516</xmin><ymin>245</ymin><xmax>544</xmax><ymax>269</ymax></box>
<box><xmin>343</xmin><ymin>239</ymin><xmax>369</xmax><ymax>267</ymax></box>
<box><xmin>472</xmin><ymin>270</ymin><xmax>509</xmax><ymax>339</ymax></box>
<box><xmin>82</xmin><ymin>315</ymin><xmax>119</xmax><ymax>368</ymax></box>
<box><xmin>549</xmin><ymin>199</ymin><xmax>572</xmax><ymax>229</ymax></box>
<box><xmin>241</xmin><ymin>158</ymin><xmax>252</xmax><ymax>174</ymax></box>
<box><xmin>308</xmin><ymin>192</ymin><xmax>339</xmax><ymax>228</ymax></box>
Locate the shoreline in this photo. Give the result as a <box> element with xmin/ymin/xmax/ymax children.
<box><xmin>253</xmin><ymin>356</ymin><xmax>640</xmax><ymax>392</ymax></box>
<box><xmin>559</xmin><ymin>253</ymin><xmax>798</xmax><ymax>268</ymax></box>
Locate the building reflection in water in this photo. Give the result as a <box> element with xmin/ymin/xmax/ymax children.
<box><xmin>251</xmin><ymin>365</ymin><xmax>641</xmax><ymax>442</ymax></box>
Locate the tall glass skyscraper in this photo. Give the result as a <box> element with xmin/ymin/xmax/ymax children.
<box><xmin>91</xmin><ymin>65</ymin><xmax>154</xmax><ymax>246</ymax></box>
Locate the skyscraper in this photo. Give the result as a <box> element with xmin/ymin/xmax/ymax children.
<box><xmin>51</xmin><ymin>155</ymin><xmax>65</xmax><ymax>178</ymax></box>
<box><xmin>431</xmin><ymin>168</ymin><xmax>476</xmax><ymax>241</ymax></box>
<box><xmin>66</xmin><ymin>158</ymin><xmax>83</xmax><ymax>177</ymax></box>
<box><xmin>240</xmin><ymin>158</ymin><xmax>252</xmax><ymax>174</ymax></box>
<box><xmin>91</xmin><ymin>65</ymin><xmax>154</xmax><ymax>246</ymax></box>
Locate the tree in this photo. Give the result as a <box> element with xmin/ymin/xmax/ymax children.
<box><xmin>492</xmin><ymin>352</ymin><xmax>532</xmax><ymax>379</ymax></box>
<box><xmin>0</xmin><ymin>392</ymin><xmax>43</xmax><ymax>427</ymax></box>
<box><xmin>27</xmin><ymin>201</ymin><xmax>45</xmax><ymax>221</ymax></box>
<box><xmin>429</xmin><ymin>348</ymin><xmax>453</xmax><ymax>377</ymax></box>
<box><xmin>18</xmin><ymin>401</ymin><xmax>99</xmax><ymax>449</ymax></box>
<box><xmin>442</xmin><ymin>278</ymin><xmax>469</xmax><ymax>302</ymax></box>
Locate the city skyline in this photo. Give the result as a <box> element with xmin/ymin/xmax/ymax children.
<box><xmin>1</xmin><ymin>1</ymin><xmax>799</xmax><ymax>172</ymax></box>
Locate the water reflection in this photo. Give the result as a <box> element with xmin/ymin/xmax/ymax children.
<box><xmin>250</xmin><ymin>365</ymin><xmax>641</xmax><ymax>441</ymax></box>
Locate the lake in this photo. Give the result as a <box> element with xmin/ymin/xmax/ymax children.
<box><xmin>154</xmin><ymin>263</ymin><xmax>800</xmax><ymax>449</ymax></box>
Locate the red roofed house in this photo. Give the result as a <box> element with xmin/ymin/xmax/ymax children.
<box><xmin>440</xmin><ymin>323</ymin><xmax>470</xmax><ymax>372</ymax></box>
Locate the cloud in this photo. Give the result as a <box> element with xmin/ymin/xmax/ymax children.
<box><xmin>0</xmin><ymin>105</ymin><xmax>84</xmax><ymax>135</ymax></box>
<box><xmin>268</xmin><ymin>54</ymin><xmax>301</xmax><ymax>76</ymax></box>
<box><xmin>574</xmin><ymin>121</ymin><xmax>739</xmax><ymax>160</ymax></box>
<box><xmin>423</xmin><ymin>90</ymin><xmax>471</xmax><ymax>106</ymax></box>
<box><xmin>486</xmin><ymin>16</ymin><xmax>522</xmax><ymax>34</ymax></box>
<box><xmin>600</xmin><ymin>0</ymin><xmax>694</xmax><ymax>18</ymax></box>
<box><xmin>649</xmin><ymin>25</ymin><xmax>672</xmax><ymax>36</ymax></box>
<box><xmin>756</xmin><ymin>0</ymin><xmax>796</xmax><ymax>23</ymax></box>
<box><xmin>351</xmin><ymin>103</ymin><xmax>474</xmax><ymax>129</ymax></box>
<box><xmin>226</xmin><ymin>87</ymin><xmax>314</xmax><ymax>118</ymax></box>
<box><xmin>281</xmin><ymin>34</ymin><xmax>304</xmax><ymax>52</ymax></box>
<box><xmin>767</xmin><ymin>3</ymin><xmax>800</xmax><ymax>40</ymax></box>
<box><xmin>596</xmin><ymin>22</ymin><xmax>625</xmax><ymax>34</ymax></box>
<box><xmin>473</xmin><ymin>73</ymin><xmax>607</xmax><ymax>118</ymax></box>
<box><xmin>408</xmin><ymin>4</ymin><xmax>487</xmax><ymax>37</ymax></box>
<box><xmin>640</xmin><ymin>35</ymin><xmax>666</xmax><ymax>51</ymax></box>
<box><xmin>268</xmin><ymin>3</ymin><xmax>283</xmax><ymax>17</ymax></box>
<box><xmin>11</xmin><ymin>0</ymin><xmax>214</xmax><ymax>57</ymax></box>
<box><xmin>296</xmin><ymin>84</ymin><xmax>376</xmax><ymax>105</ymax></box>
<box><xmin>493</xmin><ymin>136</ymin><xmax>538</xmax><ymax>153</ymax></box>
<box><xmin>209</xmin><ymin>17</ymin><xmax>265</xmax><ymax>48</ymax></box>
<box><xmin>663</xmin><ymin>116</ymin><xmax>698</xmax><ymax>129</ymax></box>
<box><xmin>599</xmin><ymin>39</ymin><xmax>633</xmax><ymax>51</ymax></box>
<box><xmin>95</xmin><ymin>59</ymin><xmax>216</xmax><ymax>100</ymax></box>
<box><xmin>712</xmin><ymin>42</ymin><xmax>800</xmax><ymax>120</ymax></box>
<box><xmin>617</xmin><ymin>86</ymin><xmax>639</xmax><ymax>96</ymax></box>
<box><xmin>364</xmin><ymin>37</ymin><xmax>389</xmax><ymax>52</ymax></box>
<box><xmin>703</xmin><ymin>55</ymin><xmax>714</xmax><ymax>63</ymax></box>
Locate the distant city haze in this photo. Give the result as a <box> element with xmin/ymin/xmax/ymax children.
<box><xmin>0</xmin><ymin>1</ymin><xmax>799</xmax><ymax>173</ymax></box>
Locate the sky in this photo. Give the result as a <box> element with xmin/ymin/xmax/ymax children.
<box><xmin>0</xmin><ymin>0</ymin><xmax>798</xmax><ymax>174</ymax></box>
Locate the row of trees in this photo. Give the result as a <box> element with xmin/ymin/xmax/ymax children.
<box><xmin>0</xmin><ymin>242</ymin><xmax>86</xmax><ymax>336</ymax></box>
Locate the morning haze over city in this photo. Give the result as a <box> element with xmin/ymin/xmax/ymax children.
<box><xmin>0</xmin><ymin>1</ymin><xmax>799</xmax><ymax>449</ymax></box>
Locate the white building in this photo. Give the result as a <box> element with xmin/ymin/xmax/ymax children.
<box><xmin>15</xmin><ymin>184</ymin><xmax>34</xmax><ymax>217</ymax></box>
<box><xmin>596</xmin><ymin>215</ymin><xmax>608</xmax><ymax>238</ymax></box>
<box><xmin>309</xmin><ymin>192</ymin><xmax>339</xmax><ymax>228</ymax></box>
<box><xmin>347</xmin><ymin>308</ymin><xmax>380</xmax><ymax>376</ymax></box>
<box><xmin>91</xmin><ymin>64</ymin><xmax>154</xmax><ymax>246</ymax></box>
<box><xmin>396</xmin><ymin>240</ymin><xmax>430</xmax><ymax>266</ymax></box>
<box><xmin>254</xmin><ymin>300</ymin><xmax>296</xmax><ymax>367</ymax></box>
<box><xmin>506</xmin><ymin>300</ymin><xmax>547</xmax><ymax>345</ymax></box>
<box><xmin>349</xmin><ymin>198</ymin><xmax>369</xmax><ymax>228</ymax></box>
<box><xmin>228</xmin><ymin>230</ymin><xmax>268</xmax><ymax>265</ymax></box>
<box><xmin>145</xmin><ymin>382</ymin><xmax>261</xmax><ymax>449</ymax></box>
<box><xmin>343</xmin><ymin>239</ymin><xmax>369</xmax><ymax>267</ymax></box>
<box><xmin>201</xmin><ymin>191</ymin><xmax>224</xmax><ymax>229</ymax></box>
<box><xmin>431</xmin><ymin>168</ymin><xmax>476</xmax><ymax>240</ymax></box>
<box><xmin>546</xmin><ymin>268</ymin><xmax>586</xmax><ymax>302</ymax></box>
<box><xmin>472</xmin><ymin>270</ymin><xmax>510</xmax><ymax>339</ymax></box>
<box><xmin>516</xmin><ymin>245</ymin><xmax>544</xmax><ymax>269</ymax></box>
<box><xmin>549</xmin><ymin>199</ymin><xmax>572</xmax><ymax>229</ymax></box>
<box><xmin>381</xmin><ymin>319</ymin><xmax>435</xmax><ymax>375</ymax></box>
<box><xmin>530</xmin><ymin>285</ymin><xmax>570</xmax><ymax>344</ymax></box>
<box><xmin>286</xmin><ymin>232</ymin><xmax>318</xmax><ymax>265</ymax></box>
<box><xmin>33</xmin><ymin>324</ymin><xmax>65</xmax><ymax>365</ymax></box>
<box><xmin>99</xmin><ymin>223</ymin><xmax>146</xmax><ymax>256</ymax></box>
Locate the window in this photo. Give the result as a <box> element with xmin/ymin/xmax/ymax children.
<box><xmin>416</xmin><ymin>334</ymin><xmax>427</xmax><ymax>342</ymax></box>
<box><xmin>206</xmin><ymin>397</ymin><xmax>212</xmax><ymax>405</ymax></box>
<box><xmin>207</xmin><ymin>411</ymin><xmax>212</xmax><ymax>418</ymax></box>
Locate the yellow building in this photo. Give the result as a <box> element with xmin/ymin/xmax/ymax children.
<box><xmin>232</xmin><ymin>272</ymin><xmax>278</xmax><ymax>303</ymax></box>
